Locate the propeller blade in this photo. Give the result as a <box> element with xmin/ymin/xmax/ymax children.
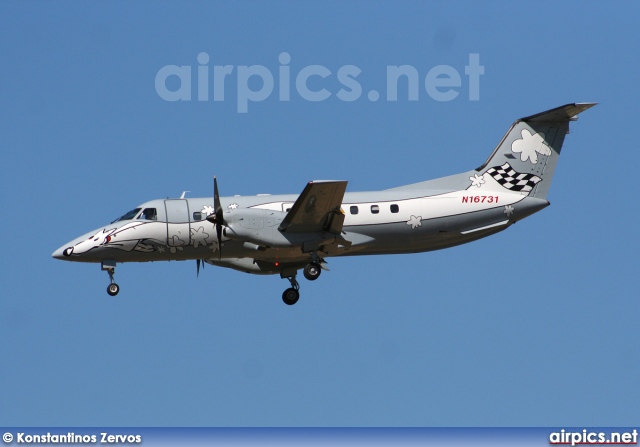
<box><xmin>215</xmin><ymin>220</ymin><xmax>223</xmax><ymax>259</ymax></box>
<box><xmin>212</xmin><ymin>176</ymin><xmax>224</xmax><ymax>259</ymax></box>
<box><xmin>196</xmin><ymin>259</ymin><xmax>201</xmax><ymax>277</ymax></box>
<box><xmin>214</xmin><ymin>176</ymin><xmax>222</xmax><ymax>217</ymax></box>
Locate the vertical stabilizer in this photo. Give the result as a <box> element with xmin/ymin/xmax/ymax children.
<box><xmin>475</xmin><ymin>103</ymin><xmax>596</xmax><ymax>199</ymax></box>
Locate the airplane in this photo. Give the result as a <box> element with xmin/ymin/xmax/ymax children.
<box><xmin>52</xmin><ymin>103</ymin><xmax>595</xmax><ymax>305</ymax></box>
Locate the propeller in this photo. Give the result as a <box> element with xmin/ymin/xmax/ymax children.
<box><xmin>206</xmin><ymin>176</ymin><xmax>225</xmax><ymax>259</ymax></box>
<box><xmin>196</xmin><ymin>259</ymin><xmax>204</xmax><ymax>277</ymax></box>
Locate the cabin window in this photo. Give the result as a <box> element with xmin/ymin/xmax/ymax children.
<box><xmin>390</xmin><ymin>204</ymin><xmax>399</xmax><ymax>213</ymax></box>
<box><xmin>138</xmin><ymin>208</ymin><xmax>157</xmax><ymax>221</ymax></box>
<box><xmin>350</xmin><ymin>206</ymin><xmax>359</xmax><ymax>215</ymax></box>
<box><xmin>371</xmin><ymin>205</ymin><xmax>379</xmax><ymax>214</ymax></box>
<box><xmin>193</xmin><ymin>211</ymin><xmax>203</xmax><ymax>221</ymax></box>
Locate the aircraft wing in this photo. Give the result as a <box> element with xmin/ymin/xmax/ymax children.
<box><xmin>278</xmin><ymin>180</ymin><xmax>348</xmax><ymax>234</ymax></box>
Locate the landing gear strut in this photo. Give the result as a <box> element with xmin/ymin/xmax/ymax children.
<box><xmin>102</xmin><ymin>260</ymin><xmax>120</xmax><ymax>296</ymax></box>
<box><xmin>282</xmin><ymin>275</ymin><xmax>300</xmax><ymax>306</ymax></box>
<box><xmin>280</xmin><ymin>255</ymin><xmax>328</xmax><ymax>305</ymax></box>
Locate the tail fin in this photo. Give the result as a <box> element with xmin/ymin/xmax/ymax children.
<box><xmin>476</xmin><ymin>103</ymin><xmax>596</xmax><ymax>199</ymax></box>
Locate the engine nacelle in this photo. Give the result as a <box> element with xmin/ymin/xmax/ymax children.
<box><xmin>222</xmin><ymin>208</ymin><xmax>286</xmax><ymax>246</ymax></box>
<box><xmin>222</xmin><ymin>208</ymin><xmax>320</xmax><ymax>248</ymax></box>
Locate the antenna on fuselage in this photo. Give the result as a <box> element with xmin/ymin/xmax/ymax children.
<box><xmin>180</xmin><ymin>191</ymin><xmax>190</xmax><ymax>199</ymax></box>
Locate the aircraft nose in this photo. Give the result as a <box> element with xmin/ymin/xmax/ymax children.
<box><xmin>52</xmin><ymin>245</ymin><xmax>73</xmax><ymax>260</ymax></box>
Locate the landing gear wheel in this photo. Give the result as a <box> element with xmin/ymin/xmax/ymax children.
<box><xmin>303</xmin><ymin>262</ymin><xmax>321</xmax><ymax>281</ymax></box>
<box><xmin>282</xmin><ymin>288</ymin><xmax>300</xmax><ymax>305</ymax></box>
<box><xmin>107</xmin><ymin>283</ymin><xmax>120</xmax><ymax>296</ymax></box>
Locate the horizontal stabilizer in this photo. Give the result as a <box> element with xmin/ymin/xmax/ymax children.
<box><xmin>521</xmin><ymin>103</ymin><xmax>597</xmax><ymax>122</ymax></box>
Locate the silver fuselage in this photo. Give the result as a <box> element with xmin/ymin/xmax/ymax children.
<box><xmin>52</xmin><ymin>187</ymin><xmax>548</xmax><ymax>273</ymax></box>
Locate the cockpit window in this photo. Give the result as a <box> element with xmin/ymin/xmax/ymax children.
<box><xmin>138</xmin><ymin>208</ymin><xmax>157</xmax><ymax>221</ymax></box>
<box><xmin>112</xmin><ymin>208</ymin><xmax>141</xmax><ymax>222</ymax></box>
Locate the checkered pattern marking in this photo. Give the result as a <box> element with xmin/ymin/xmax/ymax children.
<box><xmin>485</xmin><ymin>163</ymin><xmax>541</xmax><ymax>192</ymax></box>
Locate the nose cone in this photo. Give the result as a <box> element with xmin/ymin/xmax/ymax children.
<box><xmin>52</xmin><ymin>244</ymin><xmax>73</xmax><ymax>260</ymax></box>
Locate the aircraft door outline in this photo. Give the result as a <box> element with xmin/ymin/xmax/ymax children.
<box><xmin>164</xmin><ymin>199</ymin><xmax>191</xmax><ymax>248</ymax></box>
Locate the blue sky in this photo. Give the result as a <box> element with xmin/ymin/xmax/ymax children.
<box><xmin>1</xmin><ymin>2</ymin><xmax>638</xmax><ymax>427</ymax></box>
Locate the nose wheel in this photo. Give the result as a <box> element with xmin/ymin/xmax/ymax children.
<box><xmin>107</xmin><ymin>282</ymin><xmax>120</xmax><ymax>296</ymax></box>
<box><xmin>102</xmin><ymin>260</ymin><xmax>120</xmax><ymax>296</ymax></box>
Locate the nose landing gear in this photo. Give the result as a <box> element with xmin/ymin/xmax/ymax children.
<box><xmin>102</xmin><ymin>260</ymin><xmax>120</xmax><ymax>296</ymax></box>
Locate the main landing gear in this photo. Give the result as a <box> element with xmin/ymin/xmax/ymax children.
<box><xmin>282</xmin><ymin>275</ymin><xmax>300</xmax><ymax>306</ymax></box>
<box><xmin>281</xmin><ymin>261</ymin><xmax>324</xmax><ymax>305</ymax></box>
<box><xmin>102</xmin><ymin>260</ymin><xmax>120</xmax><ymax>296</ymax></box>
<box><xmin>303</xmin><ymin>262</ymin><xmax>321</xmax><ymax>281</ymax></box>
